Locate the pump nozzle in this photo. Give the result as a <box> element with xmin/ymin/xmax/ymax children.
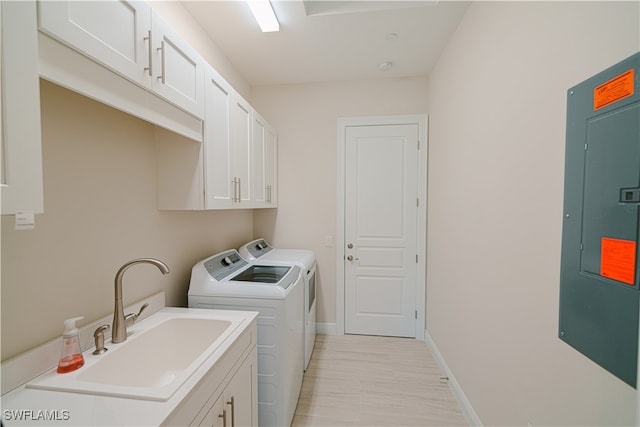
<box><xmin>63</xmin><ymin>316</ymin><xmax>84</xmax><ymax>336</ymax></box>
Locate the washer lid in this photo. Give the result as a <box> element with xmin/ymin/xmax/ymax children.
<box><xmin>230</xmin><ymin>265</ymin><xmax>291</xmax><ymax>284</ymax></box>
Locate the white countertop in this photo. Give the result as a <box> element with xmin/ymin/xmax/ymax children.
<box><xmin>1</xmin><ymin>306</ymin><xmax>258</xmax><ymax>426</ymax></box>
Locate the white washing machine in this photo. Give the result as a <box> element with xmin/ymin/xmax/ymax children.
<box><xmin>188</xmin><ymin>249</ymin><xmax>304</xmax><ymax>427</ymax></box>
<box><xmin>239</xmin><ymin>239</ymin><xmax>317</xmax><ymax>370</ymax></box>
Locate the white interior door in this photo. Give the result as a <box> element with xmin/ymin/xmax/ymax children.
<box><xmin>344</xmin><ymin>123</ymin><xmax>419</xmax><ymax>337</ymax></box>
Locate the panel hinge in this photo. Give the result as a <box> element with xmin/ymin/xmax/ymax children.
<box><xmin>417</xmin><ymin>140</ymin><xmax>420</xmax><ymax>150</ymax></box>
<box><xmin>416</xmin><ymin>254</ymin><xmax>419</xmax><ymax>263</ymax></box>
<box><xmin>580</xmin><ymin>243</ymin><xmax>583</xmax><ymax>251</ymax></box>
<box><xmin>417</xmin><ymin>197</ymin><xmax>419</xmax><ymax>207</ymax></box>
<box><xmin>584</xmin><ymin>143</ymin><xmax>588</xmax><ymax>151</ymax></box>
<box><xmin>415</xmin><ymin>310</ymin><xmax>418</xmax><ymax>319</ymax></box>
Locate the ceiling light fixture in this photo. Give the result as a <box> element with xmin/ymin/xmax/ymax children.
<box><xmin>247</xmin><ymin>0</ymin><xmax>280</xmax><ymax>32</ymax></box>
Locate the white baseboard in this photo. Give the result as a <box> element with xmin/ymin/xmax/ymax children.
<box><xmin>316</xmin><ymin>322</ymin><xmax>337</xmax><ymax>335</ymax></box>
<box><xmin>424</xmin><ymin>329</ymin><xmax>483</xmax><ymax>427</ymax></box>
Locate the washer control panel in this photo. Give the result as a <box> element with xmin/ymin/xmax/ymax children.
<box><xmin>203</xmin><ymin>250</ymin><xmax>248</xmax><ymax>281</ymax></box>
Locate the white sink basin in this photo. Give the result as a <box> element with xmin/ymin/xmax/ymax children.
<box><xmin>78</xmin><ymin>317</ymin><xmax>230</xmax><ymax>388</ymax></box>
<box><xmin>27</xmin><ymin>309</ymin><xmax>247</xmax><ymax>401</ymax></box>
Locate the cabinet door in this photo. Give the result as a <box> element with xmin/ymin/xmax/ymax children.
<box><xmin>151</xmin><ymin>11</ymin><xmax>204</xmax><ymax>119</ymax></box>
<box><xmin>251</xmin><ymin>112</ymin><xmax>267</xmax><ymax>207</ymax></box>
<box><xmin>38</xmin><ymin>0</ymin><xmax>152</xmax><ymax>89</ymax></box>
<box><xmin>230</xmin><ymin>94</ymin><xmax>252</xmax><ymax>206</ymax></box>
<box><xmin>203</xmin><ymin>66</ymin><xmax>233</xmax><ymax>209</ymax></box>
<box><xmin>1</xmin><ymin>1</ymin><xmax>44</xmax><ymax>214</ymax></box>
<box><xmin>198</xmin><ymin>393</ymin><xmax>226</xmax><ymax>427</ymax></box>
<box><xmin>264</xmin><ymin>124</ymin><xmax>278</xmax><ymax>207</ymax></box>
<box><xmin>223</xmin><ymin>350</ymin><xmax>257</xmax><ymax>427</ymax></box>
<box><xmin>251</xmin><ymin>111</ymin><xmax>278</xmax><ymax>208</ymax></box>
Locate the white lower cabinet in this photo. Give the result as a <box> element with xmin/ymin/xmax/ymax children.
<box><xmin>198</xmin><ymin>356</ymin><xmax>255</xmax><ymax>427</ymax></box>
<box><xmin>201</xmin><ymin>394</ymin><xmax>226</xmax><ymax>427</ymax></box>
<box><xmin>163</xmin><ymin>321</ymin><xmax>257</xmax><ymax>427</ymax></box>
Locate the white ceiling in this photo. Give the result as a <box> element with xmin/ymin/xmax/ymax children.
<box><xmin>181</xmin><ymin>0</ymin><xmax>471</xmax><ymax>86</ymax></box>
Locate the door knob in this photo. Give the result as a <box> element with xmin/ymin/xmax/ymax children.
<box><xmin>346</xmin><ymin>255</ymin><xmax>359</xmax><ymax>261</ymax></box>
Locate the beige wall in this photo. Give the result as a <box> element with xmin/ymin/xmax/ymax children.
<box><xmin>0</xmin><ymin>81</ymin><xmax>254</xmax><ymax>361</ymax></box>
<box><xmin>426</xmin><ymin>1</ymin><xmax>639</xmax><ymax>426</ymax></box>
<box><xmin>251</xmin><ymin>77</ymin><xmax>429</xmax><ymax>324</ymax></box>
<box><xmin>0</xmin><ymin>2</ymin><xmax>255</xmax><ymax>361</ymax></box>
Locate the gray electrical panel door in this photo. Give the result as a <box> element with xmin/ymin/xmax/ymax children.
<box><xmin>560</xmin><ymin>52</ymin><xmax>639</xmax><ymax>388</ymax></box>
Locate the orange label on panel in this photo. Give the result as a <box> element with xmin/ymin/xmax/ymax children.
<box><xmin>601</xmin><ymin>237</ymin><xmax>637</xmax><ymax>285</ymax></box>
<box><xmin>593</xmin><ymin>69</ymin><xmax>635</xmax><ymax>110</ymax></box>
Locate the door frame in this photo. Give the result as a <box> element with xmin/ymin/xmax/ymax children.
<box><xmin>336</xmin><ymin>114</ymin><xmax>428</xmax><ymax>339</ymax></box>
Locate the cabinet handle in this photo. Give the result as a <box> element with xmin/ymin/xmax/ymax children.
<box><xmin>266</xmin><ymin>185</ymin><xmax>271</xmax><ymax>203</ymax></box>
<box><xmin>218</xmin><ymin>408</ymin><xmax>227</xmax><ymax>427</ymax></box>
<box><xmin>232</xmin><ymin>178</ymin><xmax>238</xmax><ymax>203</ymax></box>
<box><xmin>157</xmin><ymin>40</ymin><xmax>166</xmax><ymax>83</ymax></box>
<box><xmin>143</xmin><ymin>30</ymin><xmax>152</xmax><ymax>77</ymax></box>
<box><xmin>232</xmin><ymin>178</ymin><xmax>242</xmax><ymax>203</ymax></box>
<box><xmin>231</xmin><ymin>176</ymin><xmax>237</xmax><ymax>202</ymax></box>
<box><xmin>226</xmin><ymin>396</ymin><xmax>235</xmax><ymax>427</ymax></box>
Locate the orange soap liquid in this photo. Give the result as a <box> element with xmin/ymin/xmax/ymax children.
<box><xmin>57</xmin><ymin>353</ymin><xmax>85</xmax><ymax>373</ymax></box>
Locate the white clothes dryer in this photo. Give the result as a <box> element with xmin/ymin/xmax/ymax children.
<box><xmin>188</xmin><ymin>249</ymin><xmax>304</xmax><ymax>427</ymax></box>
<box><xmin>239</xmin><ymin>239</ymin><xmax>317</xmax><ymax>370</ymax></box>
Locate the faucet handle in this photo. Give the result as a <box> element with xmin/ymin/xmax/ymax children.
<box><xmin>92</xmin><ymin>324</ymin><xmax>110</xmax><ymax>355</ymax></box>
<box><xmin>125</xmin><ymin>303</ymin><xmax>149</xmax><ymax>327</ymax></box>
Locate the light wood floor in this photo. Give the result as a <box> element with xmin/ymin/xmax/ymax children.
<box><xmin>291</xmin><ymin>334</ymin><xmax>469</xmax><ymax>427</ymax></box>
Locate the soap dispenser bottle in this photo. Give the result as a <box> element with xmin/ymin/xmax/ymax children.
<box><xmin>57</xmin><ymin>316</ymin><xmax>85</xmax><ymax>373</ymax></box>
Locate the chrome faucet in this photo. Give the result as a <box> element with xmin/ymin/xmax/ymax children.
<box><xmin>112</xmin><ymin>258</ymin><xmax>170</xmax><ymax>344</ymax></box>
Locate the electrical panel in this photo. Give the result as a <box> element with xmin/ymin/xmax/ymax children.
<box><xmin>559</xmin><ymin>52</ymin><xmax>639</xmax><ymax>388</ymax></box>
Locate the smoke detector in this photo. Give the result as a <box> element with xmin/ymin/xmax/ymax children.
<box><xmin>377</xmin><ymin>62</ymin><xmax>393</xmax><ymax>72</ymax></box>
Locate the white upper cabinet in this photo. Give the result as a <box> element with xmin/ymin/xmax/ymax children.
<box><xmin>203</xmin><ymin>66</ymin><xmax>233</xmax><ymax>209</ymax></box>
<box><xmin>251</xmin><ymin>111</ymin><xmax>278</xmax><ymax>208</ymax></box>
<box><xmin>161</xmin><ymin>65</ymin><xmax>278</xmax><ymax>211</ymax></box>
<box><xmin>230</xmin><ymin>94</ymin><xmax>253</xmax><ymax>206</ymax></box>
<box><xmin>1</xmin><ymin>1</ymin><xmax>44</xmax><ymax>215</ymax></box>
<box><xmin>38</xmin><ymin>1</ymin><xmax>204</xmax><ymax>119</ymax></box>
<box><xmin>38</xmin><ymin>1</ymin><xmax>152</xmax><ymax>89</ymax></box>
<box><xmin>264</xmin><ymin>123</ymin><xmax>278</xmax><ymax>207</ymax></box>
<box><xmin>33</xmin><ymin>0</ymin><xmax>276</xmax><ymax>212</ymax></box>
<box><xmin>150</xmin><ymin>11</ymin><xmax>204</xmax><ymax>119</ymax></box>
